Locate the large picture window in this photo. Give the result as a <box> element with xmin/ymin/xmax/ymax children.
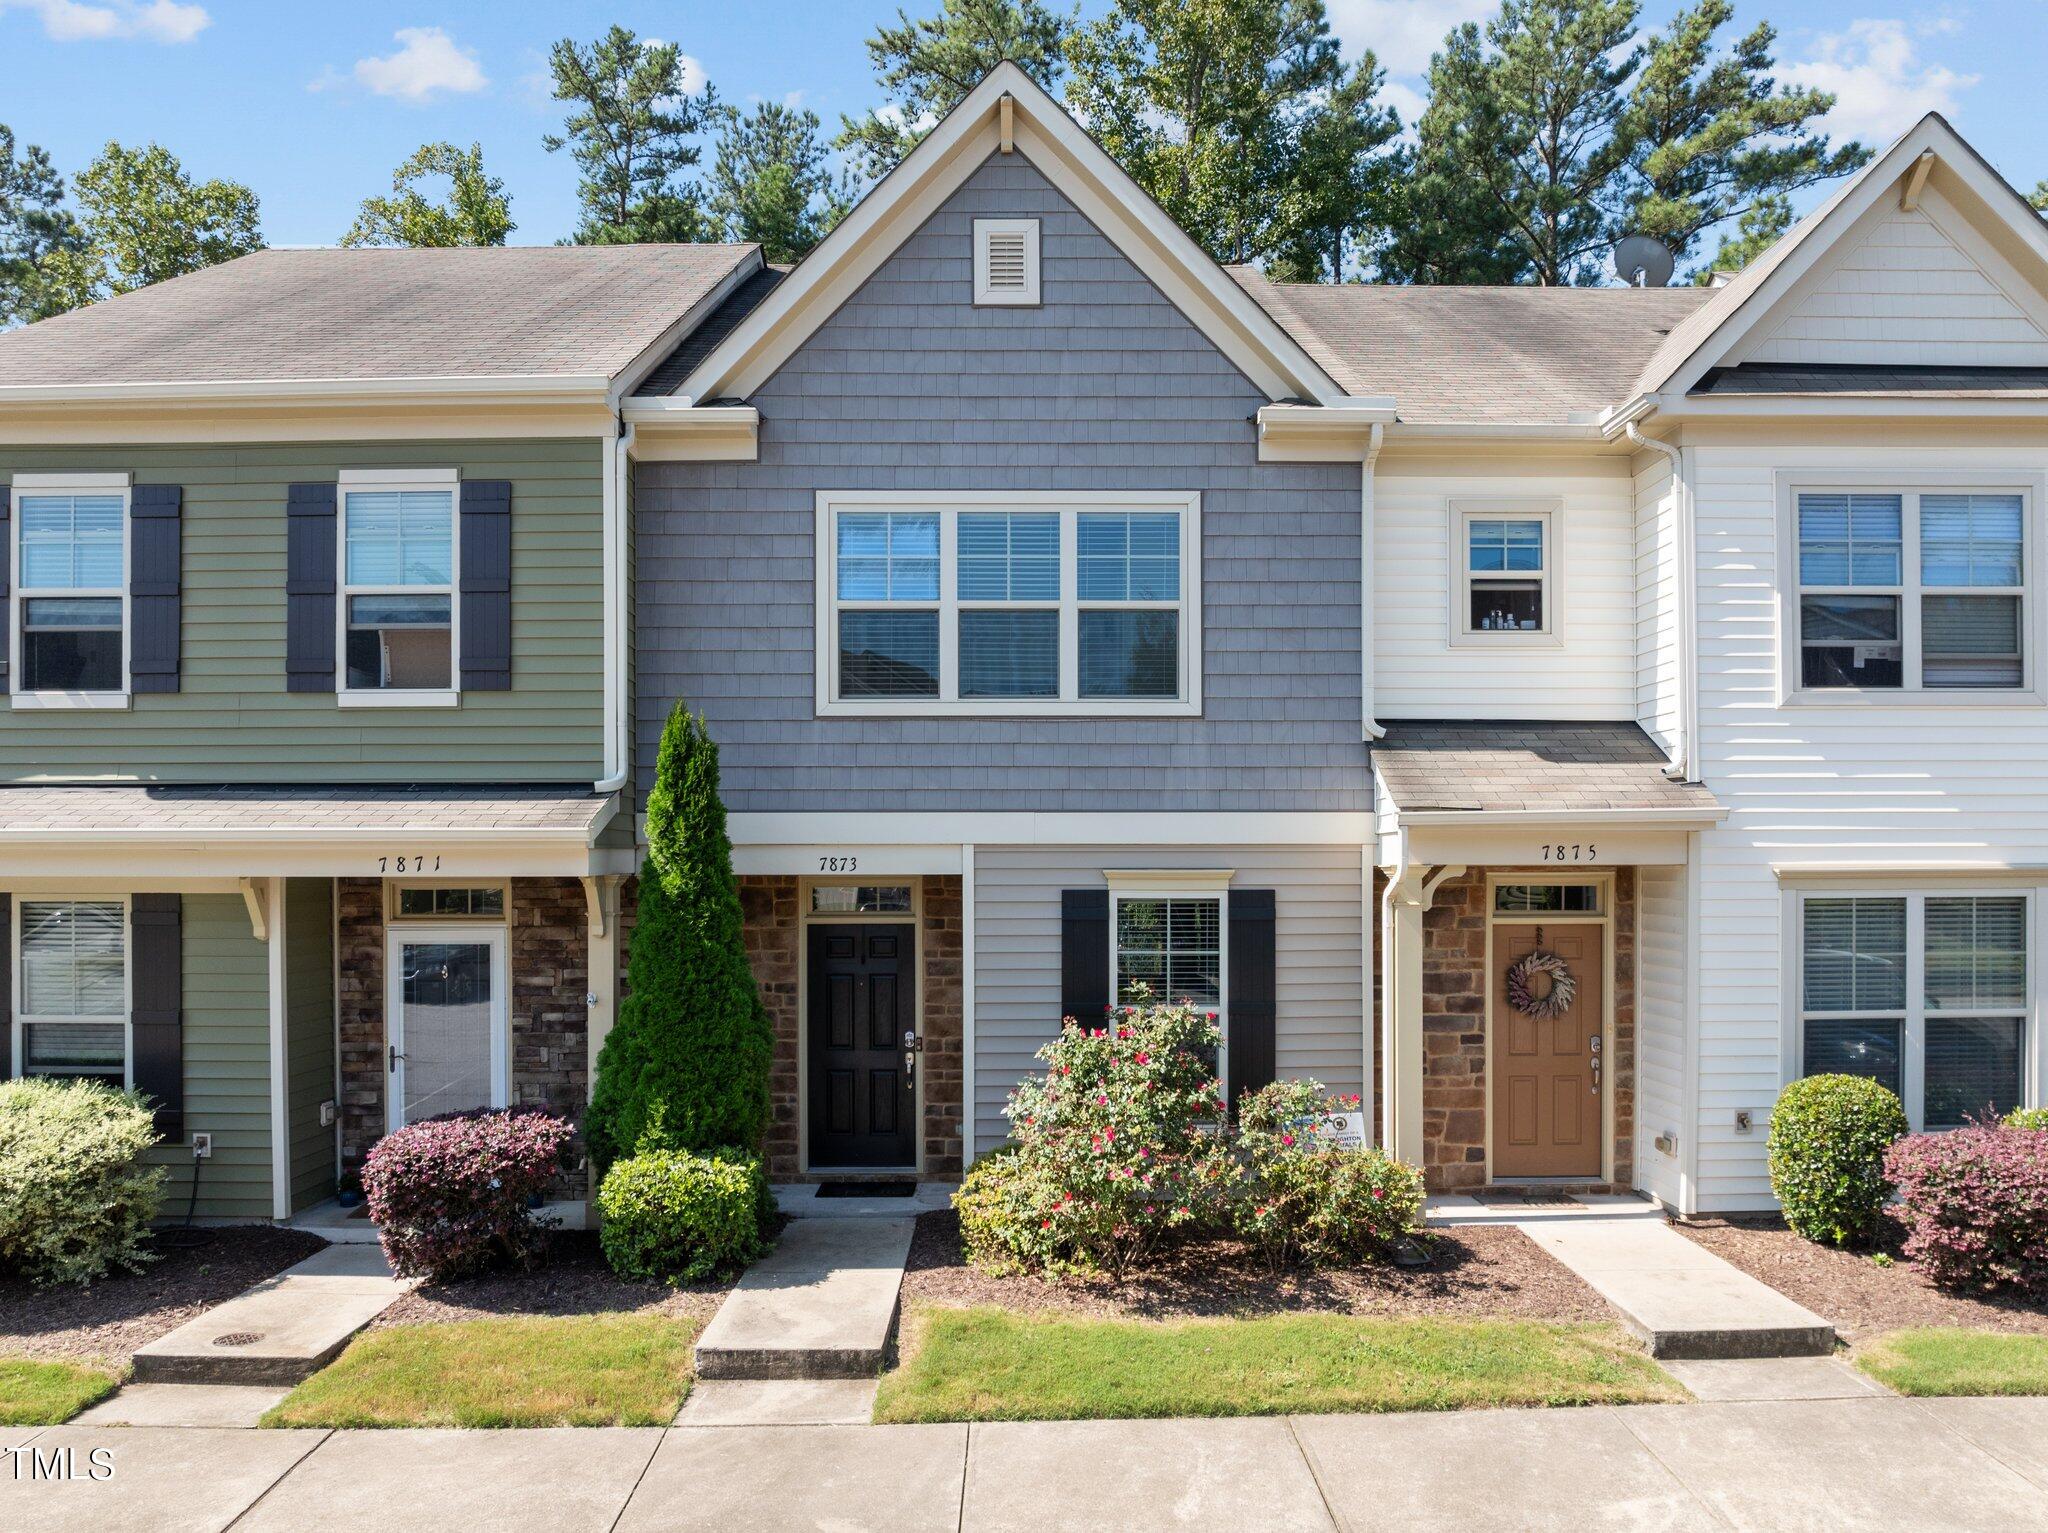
<box><xmin>14</xmin><ymin>899</ymin><xmax>128</xmax><ymax>1087</ymax></box>
<box><xmin>1793</xmin><ymin>487</ymin><xmax>2029</xmax><ymax>693</ymax></box>
<box><xmin>817</xmin><ymin>493</ymin><xmax>1200</xmax><ymax>715</ymax></box>
<box><xmin>10</xmin><ymin>476</ymin><xmax>127</xmax><ymax>697</ymax></box>
<box><xmin>1798</xmin><ymin>892</ymin><xmax>2032</xmax><ymax>1129</ymax></box>
<box><xmin>341</xmin><ymin>476</ymin><xmax>456</xmax><ymax>697</ymax></box>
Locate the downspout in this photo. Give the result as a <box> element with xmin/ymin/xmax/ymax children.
<box><xmin>1360</xmin><ymin>421</ymin><xmax>1387</xmax><ymax>740</ymax></box>
<box><xmin>593</xmin><ymin>418</ymin><xmax>637</xmax><ymax>795</ymax></box>
<box><xmin>1626</xmin><ymin>422</ymin><xmax>1698</xmax><ymax>782</ymax></box>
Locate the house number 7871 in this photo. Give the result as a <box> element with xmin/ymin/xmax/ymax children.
<box><xmin>377</xmin><ymin>854</ymin><xmax>444</xmax><ymax>874</ymax></box>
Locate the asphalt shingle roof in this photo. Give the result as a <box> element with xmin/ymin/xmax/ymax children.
<box><xmin>0</xmin><ymin>785</ymin><xmax>618</xmax><ymax>838</ymax></box>
<box><xmin>1229</xmin><ymin>270</ymin><xmax>1713</xmax><ymax>424</ymax></box>
<box><xmin>0</xmin><ymin>245</ymin><xmax>759</xmax><ymax>388</ymax></box>
<box><xmin>1695</xmin><ymin>362</ymin><xmax>2048</xmax><ymax>398</ymax></box>
<box><xmin>635</xmin><ymin>263</ymin><xmax>788</xmax><ymax>397</ymax></box>
<box><xmin>1373</xmin><ymin>722</ymin><xmax>1722</xmax><ymax>815</ymax></box>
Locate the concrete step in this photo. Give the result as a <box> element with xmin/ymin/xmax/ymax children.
<box><xmin>772</xmin><ymin>1182</ymin><xmax>958</xmax><ymax>1220</ymax></box>
<box><xmin>694</xmin><ymin>1217</ymin><xmax>913</xmax><ymax>1380</ymax></box>
<box><xmin>130</xmin><ymin>1243</ymin><xmax>408</xmax><ymax>1385</ymax></box>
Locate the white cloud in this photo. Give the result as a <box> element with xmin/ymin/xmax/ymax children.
<box><xmin>1380</xmin><ymin>78</ymin><xmax>1428</xmax><ymax>130</ymax></box>
<box><xmin>346</xmin><ymin>26</ymin><xmax>487</xmax><ymax>103</ymax></box>
<box><xmin>675</xmin><ymin>52</ymin><xmax>709</xmax><ymax>97</ymax></box>
<box><xmin>1325</xmin><ymin>0</ymin><xmax>1492</xmax><ymax>77</ymax></box>
<box><xmin>1782</xmin><ymin>18</ymin><xmax>1976</xmax><ymax>145</ymax></box>
<box><xmin>1</xmin><ymin>0</ymin><xmax>207</xmax><ymax>43</ymax></box>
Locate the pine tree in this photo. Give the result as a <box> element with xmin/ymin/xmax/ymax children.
<box><xmin>708</xmin><ymin>103</ymin><xmax>854</xmax><ymax>263</ymax></box>
<box><xmin>544</xmin><ymin>26</ymin><xmax>718</xmax><ymax>245</ymax></box>
<box><xmin>585</xmin><ymin>706</ymin><xmax>772</xmax><ymax>1172</ymax></box>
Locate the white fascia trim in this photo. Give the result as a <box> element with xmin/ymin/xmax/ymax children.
<box><xmin>0</xmin><ymin>374</ymin><xmax>613</xmax><ymax>407</ymax></box>
<box><xmin>1644</xmin><ymin>395</ymin><xmax>2048</xmax><ymax>422</ymax></box>
<box><xmin>727</xmin><ymin>811</ymin><xmax>1377</xmax><ymax>847</ymax></box>
<box><xmin>1773</xmin><ymin>862</ymin><xmax>2048</xmax><ymax>883</ymax></box>
<box><xmin>0</xmin><ymin>823</ymin><xmax>612</xmax><ymax>847</ymax></box>
<box><xmin>1394</xmin><ymin>806</ymin><xmax>1728</xmax><ymax>826</ymax></box>
<box><xmin>606</xmin><ymin>249</ymin><xmax>767</xmax><ymax>408</ymax></box>
<box><xmin>1390</xmin><ymin>421</ymin><xmax>1612</xmax><ymax>441</ymax></box>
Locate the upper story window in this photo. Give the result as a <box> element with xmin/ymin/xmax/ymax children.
<box><xmin>816</xmin><ymin>493</ymin><xmax>1201</xmax><ymax>716</ymax></box>
<box><xmin>1452</xmin><ymin>501</ymin><xmax>1557</xmax><ymax>644</ymax></box>
<box><xmin>10</xmin><ymin>474</ymin><xmax>127</xmax><ymax>699</ymax></box>
<box><xmin>341</xmin><ymin>473</ymin><xmax>456</xmax><ymax>699</ymax></box>
<box><xmin>15</xmin><ymin>898</ymin><xmax>128</xmax><ymax>1087</ymax></box>
<box><xmin>973</xmin><ymin>218</ymin><xmax>1040</xmax><ymax>305</ymax></box>
<box><xmin>1793</xmin><ymin>487</ymin><xmax>2029</xmax><ymax>694</ymax></box>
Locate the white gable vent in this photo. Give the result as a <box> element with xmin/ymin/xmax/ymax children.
<box><xmin>974</xmin><ymin>218</ymin><xmax>1040</xmax><ymax>306</ymax></box>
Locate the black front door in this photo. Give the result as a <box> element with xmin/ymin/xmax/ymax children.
<box><xmin>807</xmin><ymin>923</ymin><xmax>917</xmax><ymax>1168</ymax></box>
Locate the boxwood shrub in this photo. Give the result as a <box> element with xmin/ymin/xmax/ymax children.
<box><xmin>362</xmin><ymin>1108</ymin><xmax>573</xmax><ymax>1280</ymax></box>
<box><xmin>0</xmin><ymin>1078</ymin><xmax>164</xmax><ymax>1287</ymax></box>
<box><xmin>1766</xmin><ymin>1074</ymin><xmax>1909</xmax><ymax>1246</ymax></box>
<box><xmin>597</xmin><ymin>1147</ymin><xmax>770</xmax><ymax>1282</ymax></box>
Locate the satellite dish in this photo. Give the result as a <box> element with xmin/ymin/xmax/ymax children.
<box><xmin>1613</xmin><ymin>235</ymin><xmax>1675</xmax><ymax>288</ymax></box>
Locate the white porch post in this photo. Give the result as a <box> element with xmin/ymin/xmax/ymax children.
<box><xmin>1381</xmin><ymin>864</ymin><xmax>1463</xmax><ymax>1169</ymax></box>
<box><xmin>584</xmin><ymin>874</ymin><xmax>622</xmax><ymax>1207</ymax></box>
<box><xmin>266</xmin><ymin>876</ymin><xmax>290</xmax><ymax>1220</ymax></box>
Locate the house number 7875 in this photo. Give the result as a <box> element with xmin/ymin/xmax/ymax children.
<box><xmin>1539</xmin><ymin>844</ymin><xmax>1596</xmax><ymax>862</ymax></box>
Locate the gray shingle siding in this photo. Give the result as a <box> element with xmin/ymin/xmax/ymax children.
<box><xmin>635</xmin><ymin>153</ymin><xmax>1367</xmax><ymax>812</ymax></box>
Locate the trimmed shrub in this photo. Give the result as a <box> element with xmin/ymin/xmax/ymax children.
<box><xmin>597</xmin><ymin>1148</ymin><xmax>769</xmax><ymax>1282</ymax></box>
<box><xmin>586</xmin><ymin>706</ymin><xmax>773</xmax><ymax>1173</ymax></box>
<box><xmin>1766</xmin><ymin>1074</ymin><xmax>1909</xmax><ymax>1246</ymax></box>
<box><xmin>363</xmin><ymin>1108</ymin><xmax>573</xmax><ymax>1280</ymax></box>
<box><xmin>1233</xmin><ymin>1079</ymin><xmax>1424</xmax><ymax>1269</ymax></box>
<box><xmin>0</xmin><ymin>1078</ymin><xmax>164</xmax><ymax>1287</ymax></box>
<box><xmin>1886</xmin><ymin>1126</ymin><xmax>2048</xmax><ymax>1294</ymax></box>
<box><xmin>2006</xmin><ymin>1107</ymin><xmax>2048</xmax><ymax>1132</ymax></box>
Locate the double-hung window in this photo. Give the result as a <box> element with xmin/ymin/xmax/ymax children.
<box><xmin>14</xmin><ymin>899</ymin><xmax>128</xmax><ymax>1087</ymax></box>
<box><xmin>1797</xmin><ymin>892</ymin><xmax>2032</xmax><ymax>1129</ymax></box>
<box><xmin>1113</xmin><ymin>890</ymin><xmax>1226</xmax><ymax>1088</ymax></box>
<box><xmin>818</xmin><ymin>493</ymin><xmax>1200</xmax><ymax>714</ymax></box>
<box><xmin>1792</xmin><ymin>486</ymin><xmax>2030</xmax><ymax>694</ymax></box>
<box><xmin>10</xmin><ymin>474</ymin><xmax>128</xmax><ymax>699</ymax></box>
<box><xmin>340</xmin><ymin>473</ymin><xmax>456</xmax><ymax>700</ymax></box>
<box><xmin>1453</xmin><ymin>501</ymin><xmax>1557</xmax><ymax>642</ymax></box>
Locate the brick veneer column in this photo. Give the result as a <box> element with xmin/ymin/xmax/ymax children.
<box><xmin>921</xmin><ymin>876</ymin><xmax>964</xmax><ymax>1175</ymax></box>
<box><xmin>336</xmin><ymin>878</ymin><xmax>385</xmax><ymax>1178</ymax></box>
<box><xmin>509</xmin><ymin>878</ymin><xmax>591</xmax><ymax>1198</ymax></box>
<box><xmin>738</xmin><ymin>876</ymin><xmax>801</xmax><ymax>1178</ymax></box>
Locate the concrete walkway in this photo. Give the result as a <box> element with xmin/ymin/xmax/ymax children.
<box><xmin>693</xmin><ymin>1217</ymin><xmax>914</xmax><ymax>1381</ymax></box>
<box><xmin>9</xmin><ymin>1396</ymin><xmax>2048</xmax><ymax>1531</ymax></box>
<box><xmin>1433</xmin><ymin>1195</ymin><xmax>1835</xmax><ymax>1358</ymax></box>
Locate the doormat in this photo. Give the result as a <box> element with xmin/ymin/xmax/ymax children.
<box><xmin>1479</xmin><ymin>1191</ymin><xmax>1584</xmax><ymax>1209</ymax></box>
<box><xmin>816</xmin><ymin>1180</ymin><xmax>918</xmax><ymax>1199</ymax></box>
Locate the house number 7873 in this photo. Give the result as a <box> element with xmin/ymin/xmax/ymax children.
<box><xmin>818</xmin><ymin>855</ymin><xmax>858</xmax><ymax>873</ymax></box>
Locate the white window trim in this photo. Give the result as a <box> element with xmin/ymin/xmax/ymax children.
<box><xmin>1449</xmin><ymin>498</ymin><xmax>1562</xmax><ymax>649</ymax></box>
<box><xmin>1111</xmin><ymin>880</ymin><xmax>1231</xmax><ymax>1106</ymax></box>
<box><xmin>1775</xmin><ymin>470</ymin><xmax>2048</xmax><ymax>707</ymax></box>
<box><xmin>383</xmin><ymin>920</ymin><xmax>510</xmax><ymax>1134</ymax></box>
<box><xmin>10</xmin><ymin>892</ymin><xmax>133</xmax><ymax>1087</ymax></box>
<box><xmin>8</xmin><ymin>472</ymin><xmax>133</xmax><ymax>709</ymax></box>
<box><xmin>972</xmin><ymin>218</ymin><xmax>1041</xmax><ymax>306</ymax></box>
<box><xmin>1787</xmin><ymin>884</ymin><xmax>2042</xmax><ymax>1131</ymax></box>
<box><xmin>336</xmin><ymin>471</ymin><xmax>462</xmax><ymax>710</ymax></box>
<box><xmin>814</xmin><ymin>490</ymin><xmax>1202</xmax><ymax>718</ymax></box>
<box><xmin>384</xmin><ymin>880</ymin><xmax>512</xmax><ymax>923</ymax></box>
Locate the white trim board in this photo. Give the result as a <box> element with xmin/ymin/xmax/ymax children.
<box><xmin>725</xmin><ymin>812</ymin><xmax>1378</xmax><ymax>848</ymax></box>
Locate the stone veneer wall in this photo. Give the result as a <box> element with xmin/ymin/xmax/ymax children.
<box><xmin>920</xmin><ymin>877</ymin><xmax>965</xmax><ymax>1175</ymax></box>
<box><xmin>336</xmin><ymin>878</ymin><xmax>385</xmax><ymax>1178</ymax></box>
<box><xmin>738</xmin><ymin>876</ymin><xmax>803</xmax><ymax>1178</ymax></box>
<box><xmin>1415</xmin><ymin>868</ymin><xmax>1636</xmax><ymax>1193</ymax></box>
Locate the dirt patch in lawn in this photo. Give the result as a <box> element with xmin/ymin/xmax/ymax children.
<box><xmin>372</xmin><ymin>1230</ymin><xmax>731</xmax><ymax>1329</ymax></box>
<box><xmin>902</xmin><ymin>1210</ymin><xmax>1616</xmax><ymax>1322</ymax></box>
<box><xmin>0</xmin><ymin>1226</ymin><xmax>328</xmax><ymax>1366</ymax></box>
<box><xmin>1674</xmin><ymin>1216</ymin><xmax>2048</xmax><ymax>1343</ymax></box>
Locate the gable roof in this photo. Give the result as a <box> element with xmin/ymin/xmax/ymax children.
<box><xmin>1232</xmin><ymin>274</ymin><xmax>1709</xmax><ymax>425</ymax></box>
<box><xmin>1614</xmin><ymin>113</ymin><xmax>2048</xmax><ymax>420</ymax></box>
<box><xmin>0</xmin><ymin>244</ymin><xmax>760</xmax><ymax>398</ymax></box>
<box><xmin>667</xmin><ymin>61</ymin><xmax>1350</xmax><ymax>407</ymax></box>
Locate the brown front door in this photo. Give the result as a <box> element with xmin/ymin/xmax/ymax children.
<box><xmin>1491</xmin><ymin>923</ymin><xmax>1603</xmax><ymax>1179</ymax></box>
<box><xmin>807</xmin><ymin>923</ymin><xmax>918</xmax><ymax>1168</ymax></box>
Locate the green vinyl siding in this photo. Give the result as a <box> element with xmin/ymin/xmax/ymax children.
<box><xmin>284</xmin><ymin>878</ymin><xmax>336</xmax><ymax>1213</ymax></box>
<box><xmin>146</xmin><ymin>894</ymin><xmax>272</xmax><ymax>1220</ymax></box>
<box><xmin>0</xmin><ymin>438</ymin><xmax>604</xmax><ymax>782</ymax></box>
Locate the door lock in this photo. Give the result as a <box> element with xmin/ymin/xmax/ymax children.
<box><xmin>903</xmin><ymin>1029</ymin><xmax>922</xmax><ymax>1082</ymax></box>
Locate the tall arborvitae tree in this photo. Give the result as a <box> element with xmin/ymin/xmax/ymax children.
<box><xmin>585</xmin><ymin>706</ymin><xmax>773</xmax><ymax>1171</ymax></box>
<box><xmin>709</xmin><ymin>103</ymin><xmax>854</xmax><ymax>263</ymax></box>
<box><xmin>839</xmin><ymin>0</ymin><xmax>1074</xmax><ymax>183</ymax></box>
<box><xmin>342</xmin><ymin>142</ymin><xmax>513</xmax><ymax>249</ymax></box>
<box><xmin>0</xmin><ymin>123</ymin><xmax>78</xmax><ymax>324</ymax></box>
<box><xmin>545</xmin><ymin>26</ymin><xmax>718</xmax><ymax>244</ymax></box>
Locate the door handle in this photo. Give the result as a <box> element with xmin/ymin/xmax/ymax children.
<box><xmin>389</xmin><ymin>1045</ymin><xmax>405</xmax><ymax>1073</ymax></box>
<box><xmin>902</xmin><ymin>1030</ymin><xmax>921</xmax><ymax>1083</ymax></box>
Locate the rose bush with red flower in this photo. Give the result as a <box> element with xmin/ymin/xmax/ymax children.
<box><xmin>1233</xmin><ymin>1079</ymin><xmax>1424</xmax><ymax>1270</ymax></box>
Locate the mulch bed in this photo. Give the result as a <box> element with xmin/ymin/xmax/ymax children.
<box><xmin>0</xmin><ymin>1225</ymin><xmax>328</xmax><ymax>1365</ymax></box>
<box><xmin>901</xmin><ymin>1209</ymin><xmax>1618</xmax><ymax>1323</ymax></box>
<box><xmin>1674</xmin><ymin>1215</ymin><xmax>2048</xmax><ymax>1343</ymax></box>
<box><xmin>371</xmin><ymin>1230</ymin><xmax>731</xmax><ymax>1329</ymax></box>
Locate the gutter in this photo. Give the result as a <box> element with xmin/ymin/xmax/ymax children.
<box><xmin>1626</xmin><ymin>421</ymin><xmax>1700</xmax><ymax>783</ymax></box>
<box><xmin>594</xmin><ymin>418</ymin><xmax>637</xmax><ymax>795</ymax></box>
<box><xmin>1360</xmin><ymin>421</ymin><xmax>1387</xmax><ymax>740</ymax></box>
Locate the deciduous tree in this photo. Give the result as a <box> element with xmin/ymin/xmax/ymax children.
<box><xmin>342</xmin><ymin>141</ymin><xmax>513</xmax><ymax>248</ymax></box>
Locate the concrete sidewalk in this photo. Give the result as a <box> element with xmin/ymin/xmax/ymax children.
<box><xmin>8</xmin><ymin>1395</ymin><xmax>2048</xmax><ymax>1532</ymax></box>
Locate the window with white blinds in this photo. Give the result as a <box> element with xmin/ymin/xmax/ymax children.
<box><xmin>820</xmin><ymin>495</ymin><xmax>1199</xmax><ymax>714</ymax></box>
<box><xmin>1798</xmin><ymin>892</ymin><xmax>2031</xmax><ymax>1129</ymax></box>
<box><xmin>1794</xmin><ymin>488</ymin><xmax>2028</xmax><ymax>692</ymax></box>
<box><xmin>16</xmin><ymin>899</ymin><xmax>128</xmax><ymax>1085</ymax></box>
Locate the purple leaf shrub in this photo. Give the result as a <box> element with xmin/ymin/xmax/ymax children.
<box><xmin>362</xmin><ymin>1108</ymin><xmax>575</xmax><ymax>1280</ymax></box>
<box><xmin>1884</xmin><ymin>1125</ymin><xmax>2048</xmax><ymax>1294</ymax></box>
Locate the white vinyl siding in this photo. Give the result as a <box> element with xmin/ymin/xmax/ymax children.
<box><xmin>1634</xmin><ymin>863</ymin><xmax>1690</xmax><ymax>1206</ymax></box>
<box><xmin>1632</xmin><ymin>443</ymin><xmax>1684</xmax><ymax>760</ymax></box>
<box><xmin>970</xmin><ymin>844</ymin><xmax>1365</xmax><ymax>1155</ymax></box>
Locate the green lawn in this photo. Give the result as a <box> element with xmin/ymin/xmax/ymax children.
<box><xmin>262</xmin><ymin>1315</ymin><xmax>701</xmax><ymax>1429</ymax></box>
<box><xmin>1857</xmin><ymin>1329</ymin><xmax>2048</xmax><ymax>1397</ymax></box>
<box><xmin>0</xmin><ymin>1359</ymin><xmax>118</xmax><ymax>1426</ymax></box>
<box><xmin>873</xmin><ymin>1306</ymin><xmax>1685</xmax><ymax>1423</ymax></box>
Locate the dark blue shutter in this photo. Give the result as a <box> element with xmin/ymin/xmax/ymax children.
<box><xmin>286</xmin><ymin>483</ymin><xmax>338</xmax><ymax>692</ymax></box>
<box><xmin>459</xmin><ymin>479</ymin><xmax>512</xmax><ymax>690</ymax></box>
<box><xmin>130</xmin><ymin>895</ymin><xmax>183</xmax><ymax>1137</ymax></box>
<box><xmin>0</xmin><ymin>492</ymin><xmax>9</xmax><ymax>694</ymax></box>
<box><xmin>129</xmin><ymin>485</ymin><xmax>182</xmax><ymax>693</ymax></box>
<box><xmin>1060</xmin><ymin>888</ymin><xmax>1110</xmax><ymax>1026</ymax></box>
<box><xmin>1228</xmin><ymin>890</ymin><xmax>1277</xmax><ymax>1110</ymax></box>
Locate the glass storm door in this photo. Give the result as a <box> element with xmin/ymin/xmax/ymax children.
<box><xmin>388</xmin><ymin>929</ymin><xmax>506</xmax><ymax>1130</ymax></box>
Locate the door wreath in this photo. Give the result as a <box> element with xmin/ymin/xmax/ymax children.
<box><xmin>1505</xmin><ymin>948</ymin><xmax>1576</xmax><ymax>1019</ymax></box>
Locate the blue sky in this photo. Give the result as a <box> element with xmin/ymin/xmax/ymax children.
<box><xmin>0</xmin><ymin>0</ymin><xmax>2041</xmax><ymax>250</ymax></box>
